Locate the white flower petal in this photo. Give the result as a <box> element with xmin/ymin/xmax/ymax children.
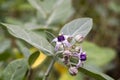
<box><xmin>54</xmin><ymin>42</ymin><xmax>61</xmax><ymax>51</ymax></box>
<box><xmin>52</xmin><ymin>38</ymin><xmax>57</xmax><ymax>42</ymax></box>
<box><xmin>76</xmin><ymin>60</ymin><xmax>82</xmax><ymax>68</ymax></box>
<box><xmin>63</xmin><ymin>40</ymin><xmax>71</xmax><ymax>47</ymax></box>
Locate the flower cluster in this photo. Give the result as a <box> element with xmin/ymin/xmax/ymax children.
<box><xmin>52</xmin><ymin>34</ymin><xmax>86</xmax><ymax>76</ymax></box>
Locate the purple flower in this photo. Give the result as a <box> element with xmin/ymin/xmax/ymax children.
<box><xmin>80</xmin><ymin>52</ymin><xmax>87</xmax><ymax>61</ymax></box>
<box><xmin>75</xmin><ymin>48</ymin><xmax>87</xmax><ymax>61</ymax></box>
<box><xmin>69</xmin><ymin>66</ymin><xmax>78</xmax><ymax>76</ymax></box>
<box><xmin>52</xmin><ymin>34</ymin><xmax>71</xmax><ymax>51</ymax></box>
<box><xmin>72</xmin><ymin>48</ymin><xmax>87</xmax><ymax>68</ymax></box>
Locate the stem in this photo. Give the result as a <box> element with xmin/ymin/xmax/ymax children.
<box><xmin>43</xmin><ymin>57</ymin><xmax>56</xmax><ymax>80</ymax></box>
<box><xmin>26</xmin><ymin>69</ymin><xmax>34</xmax><ymax>80</ymax></box>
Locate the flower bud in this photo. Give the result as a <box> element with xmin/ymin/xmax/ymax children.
<box><xmin>63</xmin><ymin>56</ymin><xmax>69</xmax><ymax>65</ymax></box>
<box><xmin>75</xmin><ymin>35</ymin><xmax>84</xmax><ymax>42</ymax></box>
<box><xmin>69</xmin><ymin>67</ymin><xmax>78</xmax><ymax>76</ymax></box>
<box><xmin>63</xmin><ymin>50</ymin><xmax>71</xmax><ymax>55</ymax></box>
<box><xmin>63</xmin><ymin>50</ymin><xmax>71</xmax><ymax>65</ymax></box>
<box><xmin>80</xmin><ymin>52</ymin><xmax>87</xmax><ymax>61</ymax></box>
<box><xmin>75</xmin><ymin>46</ymin><xmax>80</xmax><ymax>52</ymax></box>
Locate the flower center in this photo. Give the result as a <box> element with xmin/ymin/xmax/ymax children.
<box><xmin>57</xmin><ymin>35</ymin><xmax>65</xmax><ymax>42</ymax></box>
<box><xmin>80</xmin><ymin>54</ymin><xmax>86</xmax><ymax>61</ymax></box>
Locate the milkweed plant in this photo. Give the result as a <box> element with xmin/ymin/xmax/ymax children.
<box><xmin>1</xmin><ymin>18</ymin><xmax>114</xmax><ymax>80</ymax></box>
<box><xmin>0</xmin><ymin>0</ymin><xmax>114</xmax><ymax>80</ymax></box>
<box><xmin>42</xmin><ymin>18</ymin><xmax>93</xmax><ymax>79</ymax></box>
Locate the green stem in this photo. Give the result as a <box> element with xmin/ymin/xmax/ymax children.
<box><xmin>43</xmin><ymin>57</ymin><xmax>56</xmax><ymax>80</ymax></box>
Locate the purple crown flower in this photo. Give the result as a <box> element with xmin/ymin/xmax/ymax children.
<box><xmin>80</xmin><ymin>52</ymin><xmax>87</xmax><ymax>61</ymax></box>
<box><xmin>52</xmin><ymin>34</ymin><xmax>87</xmax><ymax>76</ymax></box>
<box><xmin>52</xmin><ymin>34</ymin><xmax>71</xmax><ymax>51</ymax></box>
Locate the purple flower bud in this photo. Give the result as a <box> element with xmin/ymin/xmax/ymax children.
<box><xmin>69</xmin><ymin>67</ymin><xmax>78</xmax><ymax>76</ymax></box>
<box><xmin>80</xmin><ymin>52</ymin><xmax>86</xmax><ymax>61</ymax></box>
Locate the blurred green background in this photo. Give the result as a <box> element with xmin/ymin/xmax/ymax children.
<box><xmin>0</xmin><ymin>0</ymin><xmax>119</xmax><ymax>80</ymax></box>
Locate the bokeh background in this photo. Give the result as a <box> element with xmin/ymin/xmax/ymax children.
<box><xmin>0</xmin><ymin>0</ymin><xmax>120</xmax><ymax>80</ymax></box>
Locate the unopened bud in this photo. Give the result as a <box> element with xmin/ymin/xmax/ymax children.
<box><xmin>75</xmin><ymin>35</ymin><xmax>84</xmax><ymax>42</ymax></box>
<box><xmin>69</xmin><ymin>67</ymin><xmax>78</xmax><ymax>76</ymax></box>
<box><xmin>63</xmin><ymin>50</ymin><xmax>71</xmax><ymax>55</ymax></box>
<box><xmin>75</xmin><ymin>46</ymin><xmax>80</xmax><ymax>52</ymax></box>
<box><xmin>80</xmin><ymin>52</ymin><xmax>87</xmax><ymax>61</ymax></box>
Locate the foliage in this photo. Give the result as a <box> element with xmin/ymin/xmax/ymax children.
<box><xmin>0</xmin><ymin>0</ymin><xmax>117</xmax><ymax>80</ymax></box>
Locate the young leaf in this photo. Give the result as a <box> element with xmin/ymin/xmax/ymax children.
<box><xmin>78</xmin><ymin>64</ymin><xmax>114</xmax><ymax>80</ymax></box>
<box><xmin>28</xmin><ymin>51</ymin><xmax>40</xmax><ymax>66</ymax></box>
<box><xmin>60</xmin><ymin>18</ymin><xmax>93</xmax><ymax>37</ymax></box>
<box><xmin>2</xmin><ymin>59</ymin><xmax>28</xmax><ymax>80</ymax></box>
<box><xmin>1</xmin><ymin>23</ymin><xmax>54</xmax><ymax>55</ymax></box>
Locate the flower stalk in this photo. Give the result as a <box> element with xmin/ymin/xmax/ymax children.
<box><xmin>43</xmin><ymin>56</ymin><xmax>56</xmax><ymax>80</ymax></box>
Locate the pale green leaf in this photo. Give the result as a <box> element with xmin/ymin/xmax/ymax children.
<box><xmin>28</xmin><ymin>0</ymin><xmax>47</xmax><ymax>18</ymax></box>
<box><xmin>46</xmin><ymin>0</ymin><xmax>73</xmax><ymax>25</ymax></box>
<box><xmin>45</xmin><ymin>31</ymin><xmax>55</xmax><ymax>43</ymax></box>
<box><xmin>0</xmin><ymin>39</ymin><xmax>11</xmax><ymax>54</ymax></box>
<box><xmin>1</xmin><ymin>23</ymin><xmax>54</xmax><ymax>55</ymax></box>
<box><xmin>2</xmin><ymin>59</ymin><xmax>28</xmax><ymax>80</ymax></box>
<box><xmin>82</xmin><ymin>41</ymin><xmax>115</xmax><ymax>66</ymax></box>
<box><xmin>79</xmin><ymin>64</ymin><xmax>114</xmax><ymax>80</ymax></box>
<box><xmin>60</xmin><ymin>18</ymin><xmax>93</xmax><ymax>37</ymax></box>
<box><xmin>29</xmin><ymin>0</ymin><xmax>56</xmax><ymax>14</ymax></box>
<box><xmin>16</xmin><ymin>40</ymin><xmax>31</xmax><ymax>58</ymax></box>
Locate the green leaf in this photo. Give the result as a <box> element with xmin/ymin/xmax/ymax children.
<box><xmin>108</xmin><ymin>1</ymin><xmax>120</xmax><ymax>13</ymax></box>
<box><xmin>45</xmin><ymin>31</ymin><xmax>55</xmax><ymax>43</ymax></box>
<box><xmin>60</xmin><ymin>18</ymin><xmax>93</xmax><ymax>37</ymax></box>
<box><xmin>0</xmin><ymin>51</ymin><xmax>11</xmax><ymax>61</ymax></box>
<box><xmin>16</xmin><ymin>40</ymin><xmax>31</xmax><ymax>58</ymax></box>
<box><xmin>79</xmin><ymin>64</ymin><xmax>114</xmax><ymax>80</ymax></box>
<box><xmin>28</xmin><ymin>0</ymin><xmax>56</xmax><ymax>14</ymax></box>
<box><xmin>1</xmin><ymin>23</ymin><xmax>54</xmax><ymax>55</ymax></box>
<box><xmin>28</xmin><ymin>0</ymin><xmax>47</xmax><ymax>18</ymax></box>
<box><xmin>28</xmin><ymin>0</ymin><xmax>73</xmax><ymax>25</ymax></box>
<box><xmin>28</xmin><ymin>51</ymin><xmax>40</xmax><ymax>66</ymax></box>
<box><xmin>0</xmin><ymin>39</ymin><xmax>11</xmax><ymax>54</ymax></box>
<box><xmin>24</xmin><ymin>23</ymin><xmax>53</xmax><ymax>31</ymax></box>
<box><xmin>46</xmin><ymin>0</ymin><xmax>73</xmax><ymax>25</ymax></box>
<box><xmin>82</xmin><ymin>41</ymin><xmax>115</xmax><ymax>66</ymax></box>
<box><xmin>2</xmin><ymin>59</ymin><xmax>28</xmax><ymax>80</ymax></box>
